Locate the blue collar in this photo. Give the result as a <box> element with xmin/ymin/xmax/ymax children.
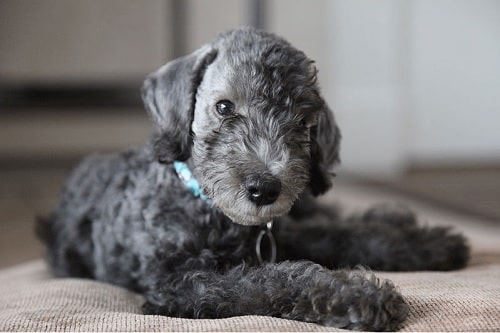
<box><xmin>173</xmin><ymin>161</ymin><xmax>212</xmax><ymax>204</ymax></box>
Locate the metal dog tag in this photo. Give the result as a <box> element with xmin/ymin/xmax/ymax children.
<box><xmin>256</xmin><ymin>221</ymin><xmax>277</xmax><ymax>264</ymax></box>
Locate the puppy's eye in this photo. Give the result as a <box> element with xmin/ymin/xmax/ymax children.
<box><xmin>215</xmin><ymin>100</ymin><xmax>235</xmax><ymax>117</ymax></box>
<box><xmin>301</xmin><ymin>113</ymin><xmax>319</xmax><ymax>128</ymax></box>
<box><xmin>301</xmin><ymin>118</ymin><xmax>316</xmax><ymax>129</ymax></box>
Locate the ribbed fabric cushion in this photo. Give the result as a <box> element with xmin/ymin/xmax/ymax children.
<box><xmin>0</xmin><ymin>254</ymin><xmax>499</xmax><ymax>332</ymax></box>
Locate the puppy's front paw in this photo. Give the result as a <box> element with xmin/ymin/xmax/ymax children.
<box><xmin>291</xmin><ymin>270</ymin><xmax>409</xmax><ymax>331</ymax></box>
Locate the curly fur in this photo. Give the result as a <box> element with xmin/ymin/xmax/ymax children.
<box><xmin>37</xmin><ymin>28</ymin><xmax>469</xmax><ymax>331</ymax></box>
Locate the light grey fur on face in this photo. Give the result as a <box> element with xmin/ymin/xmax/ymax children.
<box><xmin>191</xmin><ymin>46</ymin><xmax>315</xmax><ymax>225</ymax></box>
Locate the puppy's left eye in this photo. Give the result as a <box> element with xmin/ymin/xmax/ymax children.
<box><xmin>216</xmin><ymin>100</ymin><xmax>235</xmax><ymax>117</ymax></box>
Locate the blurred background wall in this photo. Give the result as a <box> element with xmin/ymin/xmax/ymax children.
<box><xmin>1</xmin><ymin>0</ymin><xmax>499</xmax><ymax>175</ymax></box>
<box><xmin>0</xmin><ymin>0</ymin><xmax>499</xmax><ymax>267</ymax></box>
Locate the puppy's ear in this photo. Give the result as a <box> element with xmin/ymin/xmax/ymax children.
<box><xmin>309</xmin><ymin>102</ymin><xmax>341</xmax><ymax>196</ymax></box>
<box><xmin>142</xmin><ymin>45</ymin><xmax>218</xmax><ymax>163</ymax></box>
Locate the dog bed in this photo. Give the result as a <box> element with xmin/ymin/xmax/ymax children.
<box><xmin>1</xmin><ymin>182</ymin><xmax>498</xmax><ymax>331</ymax></box>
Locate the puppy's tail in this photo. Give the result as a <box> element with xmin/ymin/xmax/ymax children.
<box><xmin>35</xmin><ymin>214</ymin><xmax>54</xmax><ymax>246</ymax></box>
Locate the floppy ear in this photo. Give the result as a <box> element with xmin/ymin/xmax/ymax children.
<box><xmin>142</xmin><ymin>45</ymin><xmax>218</xmax><ymax>163</ymax></box>
<box><xmin>309</xmin><ymin>101</ymin><xmax>341</xmax><ymax>196</ymax></box>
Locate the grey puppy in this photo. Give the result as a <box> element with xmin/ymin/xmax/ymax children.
<box><xmin>37</xmin><ymin>28</ymin><xmax>469</xmax><ymax>331</ymax></box>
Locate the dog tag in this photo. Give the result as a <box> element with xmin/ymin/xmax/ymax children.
<box><xmin>256</xmin><ymin>221</ymin><xmax>277</xmax><ymax>264</ymax></box>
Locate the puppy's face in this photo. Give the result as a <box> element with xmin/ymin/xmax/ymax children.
<box><xmin>143</xmin><ymin>28</ymin><xmax>340</xmax><ymax>226</ymax></box>
<box><xmin>191</xmin><ymin>54</ymin><xmax>320</xmax><ymax>225</ymax></box>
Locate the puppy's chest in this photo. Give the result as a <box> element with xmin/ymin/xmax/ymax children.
<box><xmin>143</xmin><ymin>166</ymin><xmax>264</xmax><ymax>264</ymax></box>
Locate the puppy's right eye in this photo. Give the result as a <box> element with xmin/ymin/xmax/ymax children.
<box><xmin>216</xmin><ymin>100</ymin><xmax>235</xmax><ymax>117</ymax></box>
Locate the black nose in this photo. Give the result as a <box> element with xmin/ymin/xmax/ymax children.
<box><xmin>244</xmin><ymin>173</ymin><xmax>281</xmax><ymax>206</ymax></box>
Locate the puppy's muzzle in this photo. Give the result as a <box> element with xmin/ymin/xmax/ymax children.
<box><xmin>244</xmin><ymin>173</ymin><xmax>281</xmax><ymax>206</ymax></box>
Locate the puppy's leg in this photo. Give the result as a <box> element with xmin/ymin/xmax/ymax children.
<box><xmin>278</xmin><ymin>204</ymin><xmax>469</xmax><ymax>271</ymax></box>
<box><xmin>142</xmin><ymin>261</ymin><xmax>408</xmax><ymax>331</ymax></box>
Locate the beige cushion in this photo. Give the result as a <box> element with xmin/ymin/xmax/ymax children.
<box><xmin>0</xmin><ymin>255</ymin><xmax>499</xmax><ymax>331</ymax></box>
<box><xmin>1</xmin><ymin>182</ymin><xmax>499</xmax><ymax>331</ymax></box>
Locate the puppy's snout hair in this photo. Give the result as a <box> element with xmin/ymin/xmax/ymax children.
<box><xmin>142</xmin><ymin>28</ymin><xmax>342</xmax><ymax>225</ymax></box>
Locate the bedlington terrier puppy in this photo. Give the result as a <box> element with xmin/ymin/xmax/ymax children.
<box><xmin>37</xmin><ymin>28</ymin><xmax>469</xmax><ymax>331</ymax></box>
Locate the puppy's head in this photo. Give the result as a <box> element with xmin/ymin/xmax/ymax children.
<box><xmin>142</xmin><ymin>28</ymin><xmax>341</xmax><ymax>225</ymax></box>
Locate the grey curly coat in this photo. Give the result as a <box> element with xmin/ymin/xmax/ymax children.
<box><xmin>37</xmin><ymin>28</ymin><xmax>469</xmax><ymax>331</ymax></box>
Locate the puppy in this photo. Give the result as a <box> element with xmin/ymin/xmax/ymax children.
<box><xmin>37</xmin><ymin>28</ymin><xmax>469</xmax><ymax>331</ymax></box>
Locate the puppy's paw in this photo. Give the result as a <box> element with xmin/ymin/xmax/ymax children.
<box><xmin>293</xmin><ymin>270</ymin><xmax>409</xmax><ymax>331</ymax></box>
<box><xmin>357</xmin><ymin>204</ymin><xmax>470</xmax><ymax>271</ymax></box>
<box><xmin>415</xmin><ymin>226</ymin><xmax>470</xmax><ymax>270</ymax></box>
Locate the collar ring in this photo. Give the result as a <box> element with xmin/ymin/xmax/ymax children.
<box><xmin>256</xmin><ymin>221</ymin><xmax>277</xmax><ymax>264</ymax></box>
